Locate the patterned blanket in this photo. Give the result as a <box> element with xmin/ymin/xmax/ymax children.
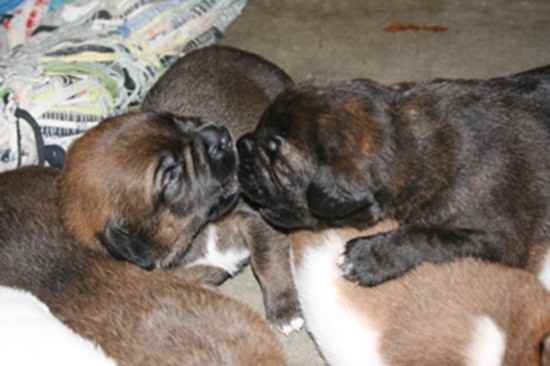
<box><xmin>0</xmin><ymin>0</ymin><xmax>246</xmax><ymax>170</ymax></box>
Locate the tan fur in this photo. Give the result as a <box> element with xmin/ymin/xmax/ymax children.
<box><xmin>343</xmin><ymin>98</ymin><xmax>384</xmax><ymax>154</ymax></box>
<box><xmin>290</xmin><ymin>224</ymin><xmax>550</xmax><ymax>366</ymax></box>
<box><xmin>54</xmin><ymin>258</ymin><xmax>286</xmax><ymax>366</ymax></box>
<box><xmin>61</xmin><ymin>113</ymin><xmax>168</xmax><ymax>249</ymax></box>
<box><xmin>40</xmin><ymin>255</ymin><xmax>286</xmax><ymax>366</ymax></box>
<box><xmin>527</xmin><ymin>243</ymin><xmax>550</xmax><ymax>274</ymax></box>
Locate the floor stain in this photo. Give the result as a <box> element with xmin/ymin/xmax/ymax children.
<box><xmin>384</xmin><ymin>22</ymin><xmax>448</xmax><ymax>33</ymax></box>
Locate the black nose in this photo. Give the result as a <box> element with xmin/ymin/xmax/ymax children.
<box><xmin>237</xmin><ymin>134</ymin><xmax>255</xmax><ymax>155</ymax></box>
<box><xmin>199</xmin><ymin>125</ymin><xmax>233</xmax><ymax>159</ymax></box>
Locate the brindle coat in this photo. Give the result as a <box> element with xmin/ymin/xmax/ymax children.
<box><xmin>238</xmin><ymin>65</ymin><xmax>550</xmax><ymax>287</ymax></box>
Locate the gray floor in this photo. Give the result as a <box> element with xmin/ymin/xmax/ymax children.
<box><xmin>218</xmin><ymin>1</ymin><xmax>550</xmax><ymax>365</ymax></box>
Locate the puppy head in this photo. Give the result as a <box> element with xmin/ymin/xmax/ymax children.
<box><xmin>238</xmin><ymin>79</ymin><xmax>396</xmax><ymax>230</ymax></box>
<box><xmin>60</xmin><ymin>112</ymin><xmax>239</xmax><ymax>270</ymax></box>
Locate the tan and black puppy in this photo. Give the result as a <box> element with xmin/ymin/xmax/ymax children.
<box><xmin>0</xmin><ymin>113</ymin><xmax>286</xmax><ymax>366</ymax></box>
<box><xmin>142</xmin><ymin>45</ymin><xmax>302</xmax><ymax>333</ymax></box>
<box><xmin>290</xmin><ymin>226</ymin><xmax>550</xmax><ymax>366</ymax></box>
<box><xmin>238</xmin><ymin>65</ymin><xmax>550</xmax><ymax>287</ymax></box>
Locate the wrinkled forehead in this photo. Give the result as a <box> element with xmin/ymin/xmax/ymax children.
<box><xmin>69</xmin><ymin>112</ymin><xmax>209</xmax><ymax>173</ymax></box>
<box><xmin>118</xmin><ymin>113</ymin><xmax>207</xmax><ymax>145</ymax></box>
<box><xmin>141</xmin><ymin>113</ymin><xmax>206</xmax><ymax>138</ymax></box>
<box><xmin>255</xmin><ymin>85</ymin><xmax>326</xmax><ymax>139</ymax></box>
<box><xmin>255</xmin><ymin>84</ymin><xmax>378</xmax><ymax>152</ymax></box>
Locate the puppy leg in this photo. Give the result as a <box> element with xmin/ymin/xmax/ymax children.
<box><xmin>236</xmin><ymin>207</ymin><xmax>303</xmax><ymax>334</ymax></box>
<box><xmin>174</xmin><ymin>204</ymin><xmax>302</xmax><ymax>333</ymax></box>
<box><xmin>340</xmin><ymin>225</ymin><xmax>504</xmax><ymax>286</ymax></box>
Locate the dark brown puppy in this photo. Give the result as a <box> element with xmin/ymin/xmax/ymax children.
<box><xmin>238</xmin><ymin>65</ymin><xmax>550</xmax><ymax>286</ymax></box>
<box><xmin>0</xmin><ymin>113</ymin><xmax>286</xmax><ymax>366</ymax></box>
<box><xmin>142</xmin><ymin>45</ymin><xmax>302</xmax><ymax>333</ymax></box>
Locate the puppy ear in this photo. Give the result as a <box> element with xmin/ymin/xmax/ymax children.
<box><xmin>155</xmin><ymin>152</ymin><xmax>184</xmax><ymax>204</ymax></box>
<box><xmin>98</xmin><ymin>218</ymin><xmax>156</xmax><ymax>271</ymax></box>
<box><xmin>306</xmin><ymin>166</ymin><xmax>380</xmax><ymax>220</ymax></box>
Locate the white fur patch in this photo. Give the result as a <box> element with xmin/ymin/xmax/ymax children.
<box><xmin>465</xmin><ymin>316</ymin><xmax>506</xmax><ymax>366</ymax></box>
<box><xmin>0</xmin><ymin>286</ymin><xmax>117</xmax><ymax>366</ymax></box>
<box><xmin>537</xmin><ymin>248</ymin><xmax>550</xmax><ymax>291</ymax></box>
<box><xmin>291</xmin><ymin>230</ymin><xmax>387</xmax><ymax>366</ymax></box>
<box><xmin>187</xmin><ymin>225</ymin><xmax>249</xmax><ymax>276</ymax></box>
<box><xmin>280</xmin><ymin>317</ymin><xmax>305</xmax><ymax>335</ymax></box>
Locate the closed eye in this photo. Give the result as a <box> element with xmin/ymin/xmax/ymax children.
<box><xmin>264</xmin><ymin>136</ymin><xmax>285</xmax><ymax>162</ymax></box>
<box><xmin>155</xmin><ymin>152</ymin><xmax>184</xmax><ymax>204</ymax></box>
<box><xmin>162</xmin><ymin>164</ymin><xmax>181</xmax><ymax>186</ymax></box>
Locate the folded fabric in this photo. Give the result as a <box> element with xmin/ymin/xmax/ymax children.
<box><xmin>0</xmin><ymin>286</ymin><xmax>117</xmax><ymax>366</ymax></box>
<box><xmin>0</xmin><ymin>0</ymin><xmax>246</xmax><ymax>170</ymax></box>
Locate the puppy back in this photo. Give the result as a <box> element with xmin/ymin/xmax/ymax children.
<box><xmin>291</xmin><ymin>228</ymin><xmax>550</xmax><ymax>366</ymax></box>
<box><xmin>55</xmin><ymin>260</ymin><xmax>287</xmax><ymax>366</ymax></box>
<box><xmin>142</xmin><ymin>45</ymin><xmax>293</xmax><ymax>138</ymax></box>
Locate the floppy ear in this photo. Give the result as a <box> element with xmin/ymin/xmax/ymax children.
<box><xmin>98</xmin><ymin>218</ymin><xmax>156</xmax><ymax>271</ymax></box>
<box><xmin>306</xmin><ymin>166</ymin><xmax>380</xmax><ymax>220</ymax></box>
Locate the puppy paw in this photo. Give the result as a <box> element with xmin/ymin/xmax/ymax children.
<box><xmin>339</xmin><ymin>233</ymin><xmax>413</xmax><ymax>287</ymax></box>
<box><xmin>279</xmin><ymin>317</ymin><xmax>305</xmax><ymax>336</ymax></box>
<box><xmin>265</xmin><ymin>289</ymin><xmax>304</xmax><ymax>335</ymax></box>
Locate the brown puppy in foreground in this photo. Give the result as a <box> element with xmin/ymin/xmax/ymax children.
<box><xmin>290</xmin><ymin>223</ymin><xmax>550</xmax><ymax>366</ymax></box>
<box><xmin>143</xmin><ymin>45</ymin><xmax>302</xmax><ymax>333</ymax></box>
<box><xmin>0</xmin><ymin>112</ymin><xmax>286</xmax><ymax>366</ymax></box>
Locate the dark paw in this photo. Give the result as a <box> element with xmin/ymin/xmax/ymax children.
<box><xmin>265</xmin><ymin>288</ymin><xmax>304</xmax><ymax>335</ymax></box>
<box><xmin>339</xmin><ymin>233</ymin><xmax>414</xmax><ymax>286</ymax></box>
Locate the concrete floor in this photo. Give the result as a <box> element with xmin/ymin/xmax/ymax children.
<box><xmin>218</xmin><ymin>1</ymin><xmax>550</xmax><ymax>365</ymax></box>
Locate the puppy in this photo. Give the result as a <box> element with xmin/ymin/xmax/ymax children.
<box><xmin>290</xmin><ymin>225</ymin><xmax>550</xmax><ymax>366</ymax></box>
<box><xmin>0</xmin><ymin>112</ymin><xmax>286</xmax><ymax>366</ymax></box>
<box><xmin>238</xmin><ymin>65</ymin><xmax>550</xmax><ymax>286</ymax></box>
<box><xmin>142</xmin><ymin>45</ymin><xmax>303</xmax><ymax>332</ymax></box>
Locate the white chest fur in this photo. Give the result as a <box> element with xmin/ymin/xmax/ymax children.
<box><xmin>291</xmin><ymin>231</ymin><xmax>388</xmax><ymax>366</ymax></box>
<box><xmin>187</xmin><ymin>225</ymin><xmax>250</xmax><ymax>276</ymax></box>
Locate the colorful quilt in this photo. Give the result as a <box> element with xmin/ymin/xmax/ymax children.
<box><xmin>0</xmin><ymin>0</ymin><xmax>246</xmax><ymax>170</ymax></box>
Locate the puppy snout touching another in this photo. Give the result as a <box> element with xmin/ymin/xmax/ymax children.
<box><xmin>290</xmin><ymin>221</ymin><xmax>550</xmax><ymax>366</ymax></box>
<box><xmin>143</xmin><ymin>45</ymin><xmax>304</xmax><ymax>332</ymax></box>
<box><xmin>238</xmin><ymin>68</ymin><xmax>550</xmax><ymax>288</ymax></box>
<box><xmin>199</xmin><ymin>125</ymin><xmax>234</xmax><ymax>161</ymax></box>
<box><xmin>237</xmin><ymin>133</ymin><xmax>254</xmax><ymax>155</ymax></box>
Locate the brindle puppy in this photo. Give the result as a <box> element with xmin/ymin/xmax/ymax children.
<box><xmin>0</xmin><ymin>113</ymin><xmax>286</xmax><ymax>366</ymax></box>
<box><xmin>238</xmin><ymin>65</ymin><xmax>550</xmax><ymax>287</ymax></box>
<box><xmin>142</xmin><ymin>45</ymin><xmax>302</xmax><ymax>333</ymax></box>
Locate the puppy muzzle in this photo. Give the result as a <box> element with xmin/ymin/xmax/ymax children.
<box><xmin>237</xmin><ymin>134</ymin><xmax>270</xmax><ymax>206</ymax></box>
<box><xmin>199</xmin><ymin>124</ymin><xmax>237</xmax><ymax>184</ymax></box>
